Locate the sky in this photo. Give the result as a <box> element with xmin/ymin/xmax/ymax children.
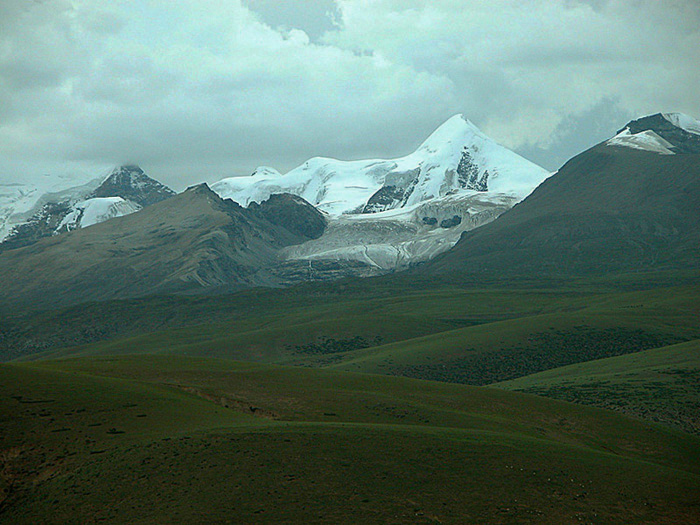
<box><xmin>1</xmin><ymin>0</ymin><xmax>698</xmax><ymax>190</ymax></box>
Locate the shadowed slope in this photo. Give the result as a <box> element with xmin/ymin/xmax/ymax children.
<box><xmin>424</xmin><ymin>146</ymin><xmax>700</xmax><ymax>277</ymax></box>
<box><xmin>0</xmin><ymin>185</ymin><xmax>326</xmax><ymax>309</ymax></box>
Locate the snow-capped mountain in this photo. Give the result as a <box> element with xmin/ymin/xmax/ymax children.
<box><xmin>212</xmin><ymin>115</ymin><xmax>551</xmax><ymax>278</ymax></box>
<box><xmin>0</xmin><ymin>166</ymin><xmax>174</xmax><ymax>251</ymax></box>
<box><xmin>0</xmin><ymin>174</ymin><xmax>102</xmax><ymax>243</ymax></box>
<box><xmin>213</xmin><ymin>114</ymin><xmax>548</xmax><ymax>216</ymax></box>
<box><xmin>607</xmin><ymin>112</ymin><xmax>700</xmax><ymax>155</ymax></box>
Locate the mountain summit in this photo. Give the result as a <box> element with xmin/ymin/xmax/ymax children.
<box><xmin>92</xmin><ymin>165</ymin><xmax>175</xmax><ymax>206</ymax></box>
<box><xmin>212</xmin><ymin>114</ymin><xmax>549</xmax><ymax>216</ymax></box>
<box><xmin>209</xmin><ymin>115</ymin><xmax>550</xmax><ymax>279</ymax></box>
<box><xmin>0</xmin><ymin>165</ymin><xmax>175</xmax><ymax>251</ymax></box>
<box><xmin>607</xmin><ymin>112</ymin><xmax>700</xmax><ymax>155</ymax></box>
<box><xmin>425</xmin><ymin>112</ymin><xmax>700</xmax><ymax>278</ymax></box>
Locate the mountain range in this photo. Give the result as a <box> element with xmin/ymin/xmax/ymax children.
<box><xmin>0</xmin><ymin>112</ymin><xmax>698</xmax><ymax>309</ymax></box>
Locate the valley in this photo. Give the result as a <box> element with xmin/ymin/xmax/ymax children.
<box><xmin>1</xmin><ymin>111</ymin><xmax>700</xmax><ymax>523</ymax></box>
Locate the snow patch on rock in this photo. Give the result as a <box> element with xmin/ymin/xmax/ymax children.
<box><xmin>606</xmin><ymin>128</ymin><xmax>675</xmax><ymax>155</ymax></box>
<box><xmin>59</xmin><ymin>197</ymin><xmax>141</xmax><ymax>231</ymax></box>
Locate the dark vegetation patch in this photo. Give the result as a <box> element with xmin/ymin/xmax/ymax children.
<box><xmin>516</xmin><ymin>369</ymin><xmax>700</xmax><ymax>435</ymax></box>
<box><xmin>287</xmin><ymin>335</ymin><xmax>384</xmax><ymax>356</ymax></box>
<box><xmin>393</xmin><ymin>326</ymin><xmax>685</xmax><ymax>386</ymax></box>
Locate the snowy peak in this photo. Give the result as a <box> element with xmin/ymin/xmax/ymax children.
<box><xmin>607</xmin><ymin>113</ymin><xmax>700</xmax><ymax>154</ymax></box>
<box><xmin>0</xmin><ymin>165</ymin><xmax>175</xmax><ymax>251</ymax></box>
<box><xmin>212</xmin><ymin>115</ymin><xmax>549</xmax><ymax>216</ymax></box>
<box><xmin>662</xmin><ymin>112</ymin><xmax>700</xmax><ymax>136</ymax></box>
<box><xmin>414</xmin><ymin>114</ymin><xmax>484</xmax><ymax>153</ymax></box>
<box><xmin>92</xmin><ymin>165</ymin><xmax>175</xmax><ymax>206</ymax></box>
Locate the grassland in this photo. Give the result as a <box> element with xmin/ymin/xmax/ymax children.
<box><xmin>5</xmin><ymin>274</ymin><xmax>699</xmax><ymax>434</ymax></box>
<box><xmin>495</xmin><ymin>339</ymin><xmax>700</xmax><ymax>435</ymax></box>
<box><xmin>2</xmin><ymin>355</ymin><xmax>700</xmax><ymax>523</ymax></box>
<box><xmin>3</xmin><ymin>272</ymin><xmax>700</xmax><ymax>522</ymax></box>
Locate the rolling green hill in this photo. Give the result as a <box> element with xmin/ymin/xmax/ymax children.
<box><xmin>495</xmin><ymin>339</ymin><xmax>700</xmax><ymax>435</ymax></box>
<box><xmin>2</xmin><ymin>355</ymin><xmax>699</xmax><ymax>523</ymax></box>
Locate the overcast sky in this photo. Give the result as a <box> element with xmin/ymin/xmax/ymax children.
<box><xmin>1</xmin><ymin>0</ymin><xmax>698</xmax><ymax>190</ymax></box>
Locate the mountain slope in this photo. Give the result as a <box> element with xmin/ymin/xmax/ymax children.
<box><xmin>424</xmin><ymin>114</ymin><xmax>700</xmax><ymax>278</ymax></box>
<box><xmin>0</xmin><ymin>165</ymin><xmax>174</xmax><ymax>251</ymax></box>
<box><xmin>213</xmin><ymin>115</ymin><xmax>550</xmax><ymax>277</ymax></box>
<box><xmin>0</xmin><ymin>186</ymin><xmax>326</xmax><ymax>308</ymax></box>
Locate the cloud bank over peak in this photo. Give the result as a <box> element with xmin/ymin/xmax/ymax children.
<box><xmin>1</xmin><ymin>0</ymin><xmax>698</xmax><ymax>189</ymax></box>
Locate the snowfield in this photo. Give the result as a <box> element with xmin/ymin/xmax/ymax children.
<box><xmin>59</xmin><ymin>197</ymin><xmax>142</xmax><ymax>231</ymax></box>
<box><xmin>662</xmin><ymin>112</ymin><xmax>700</xmax><ymax>136</ymax></box>
<box><xmin>607</xmin><ymin>129</ymin><xmax>675</xmax><ymax>155</ymax></box>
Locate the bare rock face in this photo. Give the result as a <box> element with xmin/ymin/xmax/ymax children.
<box><xmin>456</xmin><ymin>149</ymin><xmax>490</xmax><ymax>191</ymax></box>
<box><xmin>90</xmin><ymin>165</ymin><xmax>176</xmax><ymax>206</ymax></box>
<box><xmin>249</xmin><ymin>193</ymin><xmax>327</xmax><ymax>240</ymax></box>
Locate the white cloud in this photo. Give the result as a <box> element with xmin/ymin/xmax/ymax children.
<box><xmin>0</xmin><ymin>0</ymin><xmax>698</xmax><ymax>189</ymax></box>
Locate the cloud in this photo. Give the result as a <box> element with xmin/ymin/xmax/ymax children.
<box><xmin>329</xmin><ymin>0</ymin><xmax>700</xmax><ymax>154</ymax></box>
<box><xmin>0</xmin><ymin>0</ymin><xmax>698</xmax><ymax>189</ymax></box>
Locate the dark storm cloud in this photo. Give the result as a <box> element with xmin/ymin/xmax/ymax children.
<box><xmin>0</xmin><ymin>0</ymin><xmax>698</xmax><ymax>188</ymax></box>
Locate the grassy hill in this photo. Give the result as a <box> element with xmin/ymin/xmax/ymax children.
<box><xmin>21</xmin><ymin>281</ymin><xmax>699</xmax><ymax>383</ymax></box>
<box><xmin>2</xmin><ymin>355</ymin><xmax>699</xmax><ymax>523</ymax></box>
<box><xmin>495</xmin><ymin>339</ymin><xmax>700</xmax><ymax>435</ymax></box>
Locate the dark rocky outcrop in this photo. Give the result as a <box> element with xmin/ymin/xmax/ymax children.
<box><xmin>90</xmin><ymin>165</ymin><xmax>175</xmax><ymax>206</ymax></box>
<box><xmin>439</xmin><ymin>215</ymin><xmax>462</xmax><ymax>229</ymax></box>
<box><xmin>249</xmin><ymin>193</ymin><xmax>327</xmax><ymax>240</ymax></box>
<box><xmin>362</xmin><ymin>185</ymin><xmax>406</xmax><ymax>213</ymax></box>
<box><xmin>457</xmin><ymin>149</ymin><xmax>489</xmax><ymax>191</ymax></box>
<box><xmin>624</xmin><ymin>114</ymin><xmax>700</xmax><ymax>154</ymax></box>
